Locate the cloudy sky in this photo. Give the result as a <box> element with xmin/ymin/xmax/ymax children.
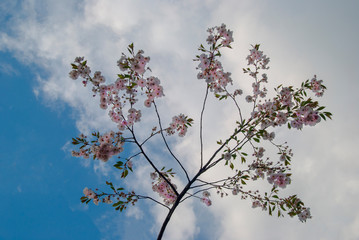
<box><xmin>1</xmin><ymin>0</ymin><xmax>358</xmax><ymax>239</ymax></box>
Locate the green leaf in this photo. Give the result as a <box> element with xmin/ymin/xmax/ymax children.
<box><xmin>122</xmin><ymin>169</ymin><xmax>129</xmax><ymax>178</ymax></box>
<box><xmin>128</xmin><ymin>43</ymin><xmax>134</xmax><ymax>52</ymax></box>
<box><xmin>242</xmin><ymin>175</ymin><xmax>250</xmax><ymax>180</ymax></box>
<box><xmin>106</xmin><ymin>181</ymin><xmax>115</xmax><ymax>191</ymax></box>
<box><xmin>319</xmin><ymin>113</ymin><xmax>326</xmax><ymax>120</ymax></box>
<box><xmin>114</xmin><ymin>161</ymin><xmax>123</xmax><ymax>166</ymax></box>
<box><xmin>113</xmin><ymin>201</ymin><xmax>124</xmax><ymax>207</ymax></box>
<box><xmin>324</xmin><ymin>111</ymin><xmax>333</xmax><ymax>119</ymax></box>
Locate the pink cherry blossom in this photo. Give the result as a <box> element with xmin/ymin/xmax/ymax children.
<box><xmin>201</xmin><ymin>197</ymin><xmax>212</xmax><ymax>206</ymax></box>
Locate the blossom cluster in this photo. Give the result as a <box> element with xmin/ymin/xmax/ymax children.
<box><xmin>241</xmin><ymin>46</ymin><xmax>270</xmax><ymax>105</ymax></box>
<box><xmin>71</xmin><ymin>148</ymin><xmax>90</xmax><ymax>159</ymax></box>
<box><xmin>117</xmin><ymin>48</ymin><xmax>150</xmax><ymax>75</ymax></box>
<box><xmin>82</xmin><ymin>185</ymin><xmax>139</xmax><ymax>213</ymax></box>
<box><xmin>71</xmin><ymin>131</ymin><xmax>124</xmax><ymax>162</ymax></box>
<box><xmin>246</xmin><ymin>139</ymin><xmax>293</xmax><ymax>183</ymax></box>
<box><xmin>196</xmin><ymin>24</ymin><xmax>234</xmax><ymax>93</ymax></box>
<box><xmin>290</xmin><ymin>106</ymin><xmax>321</xmax><ymax>129</ymax></box>
<box><xmin>246</xmin><ymin>44</ymin><xmax>270</xmax><ymax>69</ymax></box>
<box><xmin>248</xmin><ymin>157</ymin><xmax>291</xmax><ymax>186</ymax></box>
<box><xmin>200</xmin><ymin>191</ymin><xmax>212</xmax><ymax>206</ymax></box>
<box><xmin>151</xmin><ymin>172</ymin><xmax>177</xmax><ymax>206</ymax></box>
<box><xmin>251</xmin><ymin>80</ymin><xmax>326</xmax><ymax>130</ymax></box>
<box><xmin>69</xmin><ymin>57</ymin><xmax>92</xmax><ymax>82</ymax></box>
<box><xmin>247</xmin><ymin>188</ymin><xmax>312</xmax><ymax>222</ymax></box>
<box><xmin>310</xmin><ymin>75</ymin><xmax>325</xmax><ymax>97</ymax></box>
<box><xmin>206</xmin><ymin>24</ymin><xmax>234</xmax><ymax>47</ymax></box>
<box><xmin>197</xmin><ymin>53</ymin><xmax>233</xmax><ymax>93</ymax></box>
<box><xmin>166</xmin><ymin>114</ymin><xmax>193</xmax><ymax>137</ymax></box>
<box><xmin>298</xmin><ymin>207</ymin><xmax>312</xmax><ymax>222</ymax></box>
<box><xmin>267</xmin><ymin>172</ymin><xmax>291</xmax><ymax>189</ymax></box>
<box><xmin>262</xmin><ymin>131</ymin><xmax>275</xmax><ymax>141</ymax></box>
<box><xmin>142</xmin><ymin>77</ymin><xmax>164</xmax><ymax>108</ymax></box>
<box><xmin>69</xmin><ymin>45</ymin><xmax>165</xmax><ymax>132</ymax></box>
<box><xmin>83</xmin><ymin>187</ymin><xmax>113</xmax><ymax>205</ymax></box>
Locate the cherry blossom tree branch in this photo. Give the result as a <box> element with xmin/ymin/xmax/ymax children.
<box><xmin>69</xmin><ymin>24</ymin><xmax>331</xmax><ymax>239</ymax></box>
<box><xmin>153</xmin><ymin>101</ymin><xmax>190</xmax><ymax>182</ymax></box>
<box><xmin>137</xmin><ymin>195</ymin><xmax>171</xmax><ymax>210</ymax></box>
<box><xmin>223</xmin><ymin>88</ymin><xmax>243</xmax><ymax>122</ymax></box>
<box><xmin>128</xmin><ymin>127</ymin><xmax>179</xmax><ymax>196</ymax></box>
<box><xmin>200</xmin><ymin>86</ymin><xmax>210</xmax><ymax>168</ymax></box>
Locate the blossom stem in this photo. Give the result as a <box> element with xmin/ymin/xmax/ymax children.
<box><xmin>200</xmin><ymin>86</ymin><xmax>209</xmax><ymax>168</ymax></box>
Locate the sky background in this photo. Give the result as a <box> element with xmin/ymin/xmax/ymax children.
<box><xmin>1</xmin><ymin>0</ymin><xmax>359</xmax><ymax>239</ymax></box>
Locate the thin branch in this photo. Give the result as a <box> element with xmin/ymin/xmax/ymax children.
<box><xmin>140</xmin><ymin>130</ymin><xmax>163</xmax><ymax>146</ymax></box>
<box><xmin>200</xmin><ymin>86</ymin><xmax>209</xmax><ymax>168</ymax></box>
<box><xmin>224</xmin><ymin>88</ymin><xmax>243</xmax><ymax>122</ymax></box>
<box><xmin>128</xmin><ymin>127</ymin><xmax>179</xmax><ymax>196</ymax></box>
<box><xmin>153</xmin><ymin>101</ymin><xmax>190</xmax><ymax>182</ymax></box>
<box><xmin>126</xmin><ymin>151</ymin><xmax>142</xmax><ymax>161</ymax></box>
<box><xmin>137</xmin><ymin>195</ymin><xmax>171</xmax><ymax>210</ymax></box>
<box><xmin>180</xmin><ymin>186</ymin><xmax>216</xmax><ymax>203</ymax></box>
<box><xmin>190</xmin><ymin>178</ymin><xmax>228</xmax><ymax>189</ymax></box>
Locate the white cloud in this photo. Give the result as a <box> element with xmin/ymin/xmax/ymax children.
<box><xmin>1</xmin><ymin>0</ymin><xmax>359</xmax><ymax>239</ymax></box>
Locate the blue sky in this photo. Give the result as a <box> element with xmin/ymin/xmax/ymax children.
<box><xmin>1</xmin><ymin>0</ymin><xmax>359</xmax><ymax>240</ymax></box>
<box><xmin>0</xmin><ymin>52</ymin><xmax>103</xmax><ymax>239</ymax></box>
